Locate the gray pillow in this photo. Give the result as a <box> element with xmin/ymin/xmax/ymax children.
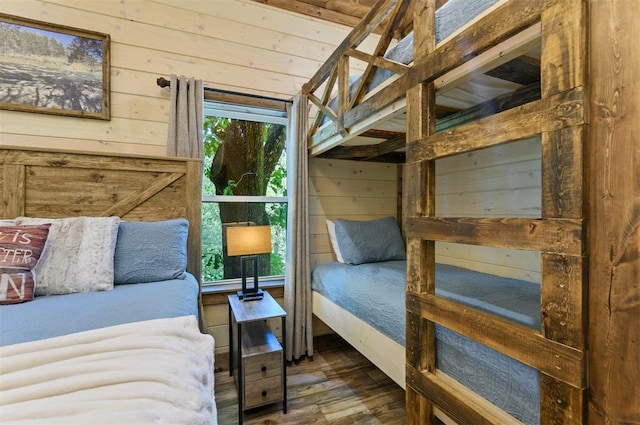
<box><xmin>334</xmin><ymin>217</ymin><xmax>406</xmax><ymax>265</ymax></box>
<box><xmin>114</xmin><ymin>219</ymin><xmax>189</xmax><ymax>284</ymax></box>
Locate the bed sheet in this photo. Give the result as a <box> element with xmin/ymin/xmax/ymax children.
<box><xmin>312</xmin><ymin>260</ymin><xmax>540</xmax><ymax>424</ymax></box>
<box><xmin>0</xmin><ymin>273</ymin><xmax>199</xmax><ymax>346</ymax></box>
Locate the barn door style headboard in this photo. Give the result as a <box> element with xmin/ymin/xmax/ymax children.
<box><xmin>0</xmin><ymin>146</ymin><xmax>202</xmax><ymax>281</ymax></box>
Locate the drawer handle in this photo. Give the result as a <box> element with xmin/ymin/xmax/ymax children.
<box><xmin>261</xmin><ymin>365</ymin><xmax>267</xmax><ymax>372</ymax></box>
<box><xmin>261</xmin><ymin>390</ymin><xmax>267</xmax><ymax>397</ymax></box>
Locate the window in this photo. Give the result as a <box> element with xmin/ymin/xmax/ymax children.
<box><xmin>201</xmin><ymin>102</ymin><xmax>288</xmax><ymax>286</ymax></box>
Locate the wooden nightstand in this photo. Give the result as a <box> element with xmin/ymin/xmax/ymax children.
<box><xmin>228</xmin><ymin>291</ymin><xmax>287</xmax><ymax>424</ymax></box>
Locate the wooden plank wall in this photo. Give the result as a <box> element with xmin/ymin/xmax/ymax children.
<box><xmin>0</xmin><ymin>0</ymin><xmax>379</xmax><ymax>156</ymax></box>
<box><xmin>434</xmin><ymin>137</ymin><xmax>542</xmax><ymax>283</ymax></box>
<box><xmin>309</xmin><ymin>157</ymin><xmax>399</xmax><ymax>335</ymax></box>
<box><xmin>309</xmin><ymin>157</ymin><xmax>399</xmax><ymax>267</ymax></box>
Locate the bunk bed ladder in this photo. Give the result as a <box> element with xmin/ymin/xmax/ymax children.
<box><xmin>405</xmin><ymin>0</ymin><xmax>588</xmax><ymax>424</ymax></box>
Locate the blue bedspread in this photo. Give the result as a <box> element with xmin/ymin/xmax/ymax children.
<box><xmin>0</xmin><ymin>273</ymin><xmax>199</xmax><ymax>347</ymax></box>
<box><xmin>312</xmin><ymin>261</ymin><xmax>540</xmax><ymax>424</ymax></box>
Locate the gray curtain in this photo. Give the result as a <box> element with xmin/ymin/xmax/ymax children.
<box><xmin>167</xmin><ymin>75</ymin><xmax>204</xmax><ymax>158</ymax></box>
<box><xmin>166</xmin><ymin>74</ymin><xmax>205</xmax><ymax>332</ymax></box>
<box><xmin>285</xmin><ymin>94</ymin><xmax>313</xmax><ymax>361</ymax></box>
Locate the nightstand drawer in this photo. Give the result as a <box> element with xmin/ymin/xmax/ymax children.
<box><xmin>244</xmin><ymin>350</ymin><xmax>281</xmax><ymax>382</ymax></box>
<box><xmin>244</xmin><ymin>375</ymin><xmax>282</xmax><ymax>408</ymax></box>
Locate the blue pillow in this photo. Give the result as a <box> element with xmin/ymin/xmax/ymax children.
<box><xmin>334</xmin><ymin>217</ymin><xmax>406</xmax><ymax>265</ymax></box>
<box><xmin>114</xmin><ymin>219</ymin><xmax>189</xmax><ymax>284</ymax></box>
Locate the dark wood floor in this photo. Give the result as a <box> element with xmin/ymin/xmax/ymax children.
<box><xmin>215</xmin><ymin>335</ymin><xmax>406</xmax><ymax>424</ymax></box>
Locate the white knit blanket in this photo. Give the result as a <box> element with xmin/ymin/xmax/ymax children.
<box><xmin>0</xmin><ymin>316</ymin><xmax>216</xmax><ymax>425</ymax></box>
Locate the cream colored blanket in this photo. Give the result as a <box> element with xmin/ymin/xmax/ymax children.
<box><xmin>0</xmin><ymin>316</ymin><xmax>216</xmax><ymax>425</ymax></box>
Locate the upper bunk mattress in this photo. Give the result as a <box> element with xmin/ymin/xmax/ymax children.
<box><xmin>312</xmin><ymin>261</ymin><xmax>541</xmax><ymax>424</ymax></box>
<box><xmin>0</xmin><ymin>273</ymin><xmax>199</xmax><ymax>347</ymax></box>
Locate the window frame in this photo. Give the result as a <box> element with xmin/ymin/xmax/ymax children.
<box><xmin>201</xmin><ymin>101</ymin><xmax>289</xmax><ymax>287</ymax></box>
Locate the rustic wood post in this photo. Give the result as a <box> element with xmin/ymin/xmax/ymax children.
<box><xmin>588</xmin><ymin>0</ymin><xmax>640</xmax><ymax>423</ymax></box>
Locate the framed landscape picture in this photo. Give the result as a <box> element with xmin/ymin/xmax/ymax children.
<box><xmin>0</xmin><ymin>14</ymin><xmax>110</xmax><ymax>120</ymax></box>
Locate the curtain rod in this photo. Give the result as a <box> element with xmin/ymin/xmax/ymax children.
<box><xmin>156</xmin><ymin>77</ymin><xmax>293</xmax><ymax>104</ymax></box>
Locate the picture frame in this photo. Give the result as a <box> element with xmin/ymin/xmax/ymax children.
<box><xmin>0</xmin><ymin>14</ymin><xmax>110</xmax><ymax>120</ymax></box>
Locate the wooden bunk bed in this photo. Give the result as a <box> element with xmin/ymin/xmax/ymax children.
<box><xmin>303</xmin><ymin>0</ymin><xmax>640</xmax><ymax>424</ymax></box>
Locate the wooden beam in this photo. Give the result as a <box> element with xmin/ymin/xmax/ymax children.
<box><xmin>410</xmin><ymin>0</ymin><xmax>551</xmax><ymax>87</ymax></box>
<box><xmin>405</xmin><ymin>216</ymin><xmax>585</xmax><ymax>255</ymax></box>
<box><xmin>250</xmin><ymin>0</ymin><xmax>363</xmax><ymax>29</ymax></box>
<box><xmin>102</xmin><ymin>172</ymin><xmax>184</xmax><ymax>217</ymax></box>
<box><xmin>407</xmin><ymin>366</ymin><xmax>525</xmax><ymax>425</ymax></box>
<box><xmin>346</xmin><ymin>48</ymin><xmax>409</xmax><ymax>75</ymax></box>
<box><xmin>337</xmin><ymin>55</ymin><xmax>350</xmax><ymax>136</ymax></box>
<box><xmin>435</xmin><ymin>81</ymin><xmax>541</xmax><ymax>133</ymax></box>
<box><xmin>407</xmin><ymin>293</ymin><xmax>586</xmax><ymax>388</ymax></box>
<box><xmin>319</xmin><ymin>145</ymin><xmax>405</xmax><ymax>163</ymax></box>
<box><xmin>303</xmin><ymin>0</ymin><xmax>399</xmax><ymax>94</ymax></box>
<box><xmin>588</xmin><ymin>0</ymin><xmax>640</xmax><ymax>423</ymax></box>
<box><xmin>542</xmin><ymin>125</ymin><xmax>586</xmax><ymax>219</ymax></box>
<box><xmin>308</xmin><ymin>92</ymin><xmax>338</xmax><ymax>123</ymax></box>
<box><xmin>2</xmin><ymin>164</ymin><xmax>25</xmax><ymax>218</ymax></box>
<box><xmin>407</xmin><ymin>86</ymin><xmax>585</xmax><ymax>163</ymax></box>
<box><xmin>350</xmin><ymin>0</ymin><xmax>411</xmax><ymax>108</ymax></box>
<box><xmin>308</xmin><ymin>66</ymin><xmax>339</xmax><ymax>138</ymax></box>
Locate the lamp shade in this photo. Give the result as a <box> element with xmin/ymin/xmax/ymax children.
<box><xmin>226</xmin><ymin>225</ymin><xmax>272</xmax><ymax>256</ymax></box>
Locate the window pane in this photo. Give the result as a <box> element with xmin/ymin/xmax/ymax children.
<box><xmin>203</xmin><ymin>116</ymin><xmax>287</xmax><ymax>197</ymax></box>
<box><xmin>201</xmin><ymin>201</ymin><xmax>287</xmax><ymax>283</ymax></box>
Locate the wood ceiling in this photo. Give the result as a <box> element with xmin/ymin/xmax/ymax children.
<box><xmin>251</xmin><ymin>0</ymin><xmax>417</xmax><ymax>38</ymax></box>
<box><xmin>252</xmin><ymin>0</ymin><xmax>378</xmax><ymax>28</ymax></box>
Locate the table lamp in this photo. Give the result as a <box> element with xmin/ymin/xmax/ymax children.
<box><xmin>226</xmin><ymin>225</ymin><xmax>271</xmax><ymax>301</ymax></box>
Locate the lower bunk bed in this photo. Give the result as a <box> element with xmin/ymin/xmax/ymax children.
<box><xmin>312</xmin><ymin>260</ymin><xmax>541</xmax><ymax>425</ymax></box>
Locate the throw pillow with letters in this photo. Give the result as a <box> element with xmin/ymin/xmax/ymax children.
<box><xmin>0</xmin><ymin>224</ymin><xmax>51</xmax><ymax>304</ymax></box>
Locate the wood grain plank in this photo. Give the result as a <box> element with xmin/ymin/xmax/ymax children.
<box><xmin>407</xmin><ymin>293</ymin><xmax>586</xmax><ymax>388</ymax></box>
<box><xmin>539</xmin><ymin>374</ymin><xmax>586</xmax><ymax>425</ymax></box>
<box><xmin>407</xmin><ymin>366</ymin><xmax>523</xmax><ymax>425</ymax></box>
<box><xmin>406</xmin><ymin>216</ymin><xmax>584</xmax><ymax>255</ymax></box>
<box><xmin>343</xmin><ymin>74</ymin><xmax>408</xmax><ymax>128</ymax></box>
<box><xmin>407</xmin><ymin>87</ymin><xmax>585</xmax><ymax>163</ymax></box>
<box><xmin>185</xmin><ymin>160</ymin><xmax>203</xmax><ymax>285</ymax></box>
<box><xmin>337</xmin><ymin>55</ymin><xmax>350</xmax><ymax>137</ymax></box>
<box><xmin>587</xmin><ymin>0</ymin><xmax>640</xmax><ymax>422</ymax></box>
<box><xmin>541</xmin><ymin>126</ymin><xmax>587</xmax><ymax>219</ymax></box>
<box><xmin>303</xmin><ymin>0</ymin><xmax>398</xmax><ymax>93</ymax></box>
<box><xmin>0</xmin><ymin>149</ymin><xmax>193</xmax><ymax>172</ymax></box>
<box><xmin>405</xmin><ymin>5</ymin><xmax>438</xmax><ymax>418</ymax></box>
<box><xmin>0</xmin><ymin>134</ymin><xmax>166</xmax><ymax>158</ymax></box>
<box><xmin>2</xmin><ymin>164</ymin><xmax>25</xmax><ymax>218</ymax></box>
<box><xmin>102</xmin><ymin>172</ymin><xmax>184</xmax><ymax>217</ymax></box>
<box><xmin>409</xmin><ymin>0</ymin><xmax>555</xmax><ymax>88</ymax></box>
<box><xmin>541</xmin><ymin>253</ymin><xmax>587</xmax><ymax>349</ymax></box>
<box><xmin>540</xmin><ymin>0</ymin><xmax>587</xmax><ymax>97</ymax></box>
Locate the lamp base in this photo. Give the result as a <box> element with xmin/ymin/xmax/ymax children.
<box><xmin>237</xmin><ymin>288</ymin><xmax>264</xmax><ymax>301</ymax></box>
